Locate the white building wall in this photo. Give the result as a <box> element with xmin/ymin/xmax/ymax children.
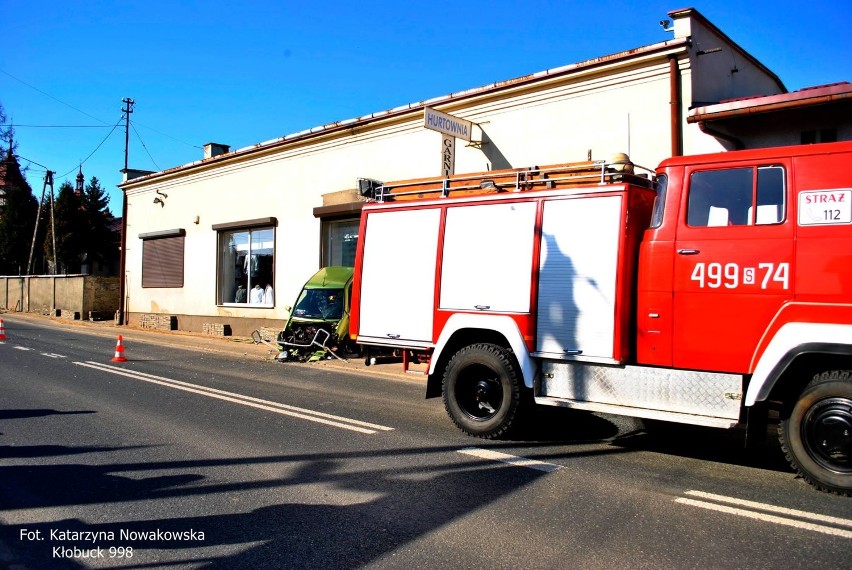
<box><xmin>124</xmin><ymin>56</ymin><xmax>688</xmax><ymax>327</ymax></box>
<box><xmin>673</xmin><ymin>10</ymin><xmax>785</xmax><ymax>106</ymax></box>
<box><xmin>121</xmin><ymin>9</ymin><xmax>786</xmax><ymax>333</ymax></box>
<box><xmin>455</xmin><ymin>61</ymin><xmax>676</xmax><ymax>173</ymax></box>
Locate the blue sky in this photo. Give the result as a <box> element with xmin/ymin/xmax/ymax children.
<box><xmin>2</xmin><ymin>0</ymin><xmax>850</xmax><ymax>215</ymax></box>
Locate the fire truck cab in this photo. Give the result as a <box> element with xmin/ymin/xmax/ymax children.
<box><xmin>350</xmin><ymin>141</ymin><xmax>852</xmax><ymax>494</ymax></box>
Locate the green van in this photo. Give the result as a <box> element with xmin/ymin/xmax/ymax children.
<box><xmin>277</xmin><ymin>266</ymin><xmax>355</xmax><ymax>360</ymax></box>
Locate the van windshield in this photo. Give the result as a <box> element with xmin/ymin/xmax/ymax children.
<box><xmin>293</xmin><ymin>288</ymin><xmax>345</xmax><ymax>320</ymax></box>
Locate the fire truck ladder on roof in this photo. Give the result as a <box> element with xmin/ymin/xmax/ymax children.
<box><xmin>374</xmin><ymin>154</ymin><xmax>653</xmax><ymax>203</ymax></box>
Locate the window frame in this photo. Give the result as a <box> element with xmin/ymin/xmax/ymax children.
<box><xmin>320</xmin><ymin>217</ymin><xmax>360</xmax><ymax>268</ymax></box>
<box><xmin>686</xmin><ymin>165</ymin><xmax>786</xmax><ymax>228</ymax></box>
<box><xmin>213</xmin><ymin>217</ymin><xmax>277</xmax><ymax>307</ymax></box>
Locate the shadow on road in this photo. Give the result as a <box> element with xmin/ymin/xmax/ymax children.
<box><xmin>0</xmin><ymin>441</ymin><xmax>561</xmax><ymax>568</ymax></box>
<box><xmin>0</xmin><ymin>409</ymin><xmax>95</xmax><ymax>420</ymax></box>
<box><xmin>0</xmin><ymin>405</ymin><xmax>794</xmax><ymax>568</ymax></box>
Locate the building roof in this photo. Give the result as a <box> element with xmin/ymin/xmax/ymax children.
<box><xmin>688</xmin><ymin>82</ymin><xmax>852</xmax><ymax>123</ymax></box>
<box><xmin>120</xmin><ymin>36</ymin><xmax>690</xmax><ymax>188</ymax></box>
<box><xmin>0</xmin><ymin>150</ymin><xmax>30</xmax><ymax>200</ymax></box>
<box><xmin>119</xmin><ymin>6</ymin><xmax>787</xmax><ymax>189</ymax></box>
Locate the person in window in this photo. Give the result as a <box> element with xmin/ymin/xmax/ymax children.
<box><xmin>235</xmin><ymin>283</ymin><xmax>247</xmax><ymax>303</ymax></box>
<box><xmin>264</xmin><ymin>284</ymin><xmax>274</xmax><ymax>305</ymax></box>
<box><xmin>250</xmin><ymin>284</ymin><xmax>264</xmax><ymax>304</ymax></box>
<box><xmin>326</xmin><ymin>292</ymin><xmax>343</xmax><ymax>319</ymax></box>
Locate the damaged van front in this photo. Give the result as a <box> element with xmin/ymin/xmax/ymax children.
<box><xmin>277</xmin><ymin>266</ymin><xmax>355</xmax><ymax>360</ymax></box>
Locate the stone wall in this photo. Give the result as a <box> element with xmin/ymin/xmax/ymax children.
<box><xmin>0</xmin><ymin>275</ymin><xmax>119</xmax><ymax>319</ymax></box>
<box><xmin>138</xmin><ymin>314</ymin><xmax>177</xmax><ymax>331</ymax></box>
<box><xmin>127</xmin><ymin>312</ymin><xmax>285</xmax><ymax>337</ymax></box>
<box><xmin>202</xmin><ymin>323</ymin><xmax>232</xmax><ymax>336</ymax></box>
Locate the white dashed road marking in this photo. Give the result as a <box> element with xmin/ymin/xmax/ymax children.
<box><xmin>676</xmin><ymin>490</ymin><xmax>852</xmax><ymax>538</ymax></box>
<box><xmin>457</xmin><ymin>447</ymin><xmax>563</xmax><ymax>473</ymax></box>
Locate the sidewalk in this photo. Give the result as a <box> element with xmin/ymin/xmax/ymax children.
<box><xmin>0</xmin><ymin>310</ymin><xmax>425</xmax><ymax>382</ymax></box>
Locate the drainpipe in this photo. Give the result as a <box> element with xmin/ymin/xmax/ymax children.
<box><xmin>669</xmin><ymin>55</ymin><xmax>682</xmax><ymax>157</ymax></box>
<box><xmin>118</xmin><ymin>189</ymin><xmax>128</xmax><ymax>325</ymax></box>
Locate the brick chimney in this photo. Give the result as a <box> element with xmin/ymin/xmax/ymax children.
<box><xmin>203</xmin><ymin>143</ymin><xmax>230</xmax><ymax>159</ymax></box>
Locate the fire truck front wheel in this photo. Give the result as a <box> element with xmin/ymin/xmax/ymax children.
<box><xmin>442</xmin><ymin>343</ymin><xmax>524</xmax><ymax>438</ymax></box>
<box><xmin>779</xmin><ymin>370</ymin><xmax>852</xmax><ymax>496</ymax></box>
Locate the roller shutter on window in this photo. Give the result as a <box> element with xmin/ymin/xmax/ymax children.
<box><xmin>440</xmin><ymin>201</ymin><xmax>537</xmax><ymax>313</ymax></box>
<box><xmin>535</xmin><ymin>196</ymin><xmax>622</xmax><ymax>360</ymax></box>
<box><xmin>140</xmin><ymin>230</ymin><xmax>185</xmax><ymax>288</ymax></box>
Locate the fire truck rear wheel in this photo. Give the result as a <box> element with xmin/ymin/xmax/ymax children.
<box><xmin>442</xmin><ymin>343</ymin><xmax>524</xmax><ymax>438</ymax></box>
<box><xmin>778</xmin><ymin>370</ymin><xmax>852</xmax><ymax>496</ymax></box>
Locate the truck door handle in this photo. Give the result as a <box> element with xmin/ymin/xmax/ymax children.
<box><xmin>386</xmin><ymin>334</ymin><xmax>400</xmax><ymax>339</ymax></box>
<box><xmin>677</xmin><ymin>249</ymin><xmax>700</xmax><ymax>255</ymax></box>
<box><xmin>474</xmin><ymin>305</ymin><xmax>491</xmax><ymax>311</ymax></box>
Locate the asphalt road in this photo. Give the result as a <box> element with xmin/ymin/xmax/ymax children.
<box><xmin>1</xmin><ymin>314</ymin><xmax>850</xmax><ymax>569</ymax></box>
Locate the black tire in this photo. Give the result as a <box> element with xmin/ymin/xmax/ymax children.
<box><xmin>442</xmin><ymin>343</ymin><xmax>524</xmax><ymax>438</ymax></box>
<box><xmin>778</xmin><ymin>370</ymin><xmax>852</xmax><ymax>495</ymax></box>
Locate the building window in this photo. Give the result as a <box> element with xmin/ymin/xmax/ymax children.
<box><xmin>687</xmin><ymin>166</ymin><xmax>785</xmax><ymax>227</ymax></box>
<box><xmin>321</xmin><ymin>218</ymin><xmax>359</xmax><ymax>267</ymax></box>
<box><xmin>140</xmin><ymin>229</ymin><xmax>186</xmax><ymax>288</ymax></box>
<box><xmin>214</xmin><ymin>219</ymin><xmax>276</xmax><ymax>306</ymax></box>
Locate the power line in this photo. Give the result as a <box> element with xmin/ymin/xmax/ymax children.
<box><xmin>58</xmin><ymin>116</ymin><xmax>124</xmax><ymax>178</ymax></box>
<box><xmin>2</xmin><ymin>68</ymin><xmax>201</xmax><ymax>150</ymax></box>
<box><xmin>0</xmin><ymin>68</ymin><xmax>109</xmax><ymax>125</ymax></box>
<box><xmin>14</xmin><ymin>154</ymin><xmax>51</xmax><ymax>171</ymax></box>
<box><xmin>132</xmin><ymin>122</ymin><xmax>161</xmax><ymax>171</ymax></box>
<box><xmin>12</xmin><ymin>124</ymin><xmax>111</xmax><ymax>128</ymax></box>
<box><xmin>133</xmin><ymin>119</ymin><xmax>203</xmax><ymax>149</ymax></box>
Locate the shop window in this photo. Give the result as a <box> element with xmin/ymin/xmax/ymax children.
<box><xmin>140</xmin><ymin>229</ymin><xmax>185</xmax><ymax>288</ymax></box>
<box><xmin>321</xmin><ymin>218</ymin><xmax>359</xmax><ymax>267</ymax></box>
<box><xmin>687</xmin><ymin>166</ymin><xmax>785</xmax><ymax>227</ymax></box>
<box><xmin>214</xmin><ymin>218</ymin><xmax>276</xmax><ymax>306</ymax></box>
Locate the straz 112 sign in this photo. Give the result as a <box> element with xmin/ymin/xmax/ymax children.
<box><xmin>798</xmin><ymin>189</ymin><xmax>852</xmax><ymax>225</ymax></box>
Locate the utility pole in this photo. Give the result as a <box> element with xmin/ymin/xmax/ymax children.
<box><xmin>118</xmin><ymin>97</ymin><xmax>134</xmax><ymax>326</ymax></box>
<box><xmin>49</xmin><ymin>178</ymin><xmax>57</xmax><ymax>273</ymax></box>
<box><xmin>122</xmin><ymin>97</ymin><xmax>135</xmax><ymax>171</ymax></box>
<box><xmin>26</xmin><ymin>170</ymin><xmax>56</xmax><ymax>275</ymax></box>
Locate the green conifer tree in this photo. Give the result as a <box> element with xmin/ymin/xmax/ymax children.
<box><xmin>81</xmin><ymin>176</ymin><xmax>118</xmax><ymax>272</ymax></box>
<box><xmin>0</xmin><ymin>151</ymin><xmax>38</xmax><ymax>275</ymax></box>
<box><xmin>53</xmin><ymin>181</ymin><xmax>86</xmax><ymax>273</ymax></box>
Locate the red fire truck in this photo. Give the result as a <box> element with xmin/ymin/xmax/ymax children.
<box><xmin>350</xmin><ymin>141</ymin><xmax>852</xmax><ymax>494</ymax></box>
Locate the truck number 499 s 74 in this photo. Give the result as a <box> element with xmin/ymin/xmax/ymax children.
<box><xmin>690</xmin><ymin>262</ymin><xmax>790</xmax><ymax>290</ymax></box>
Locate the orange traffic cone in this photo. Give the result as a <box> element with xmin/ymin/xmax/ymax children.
<box><xmin>111</xmin><ymin>335</ymin><xmax>127</xmax><ymax>362</ymax></box>
<box><xmin>0</xmin><ymin>318</ymin><xmax>6</xmax><ymax>341</ymax></box>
